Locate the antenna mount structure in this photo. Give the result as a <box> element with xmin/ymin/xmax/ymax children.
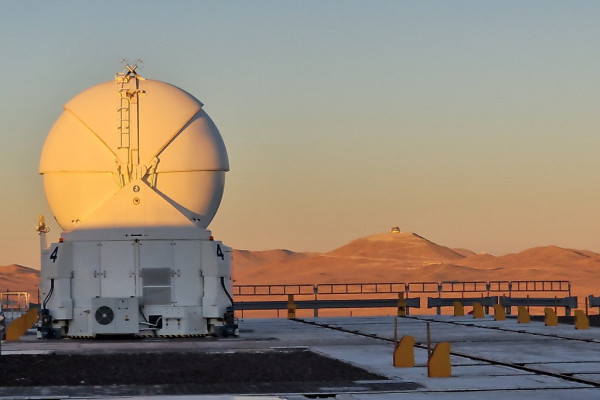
<box><xmin>118</xmin><ymin>58</ymin><xmax>144</xmax><ymax>80</ymax></box>
<box><xmin>115</xmin><ymin>59</ymin><xmax>146</xmax><ymax>181</ymax></box>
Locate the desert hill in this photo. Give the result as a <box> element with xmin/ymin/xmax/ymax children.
<box><xmin>233</xmin><ymin>231</ymin><xmax>489</xmax><ymax>284</ymax></box>
<box><xmin>233</xmin><ymin>231</ymin><xmax>468</xmax><ymax>285</ymax></box>
<box><xmin>234</xmin><ymin>249</ymin><xmax>312</xmax><ymax>270</ymax></box>
<box><xmin>2</xmin><ymin>232</ymin><xmax>599</xmax><ymax>306</ymax></box>
<box><xmin>233</xmin><ymin>232</ymin><xmax>600</xmax><ymax>301</ymax></box>
<box><xmin>327</xmin><ymin>232</ymin><xmax>465</xmax><ymax>261</ymax></box>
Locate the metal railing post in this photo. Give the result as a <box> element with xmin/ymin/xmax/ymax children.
<box><xmin>313</xmin><ymin>285</ymin><xmax>318</xmax><ymax>317</ymax></box>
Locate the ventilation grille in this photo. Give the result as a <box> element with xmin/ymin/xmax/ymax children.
<box><xmin>95</xmin><ymin>305</ymin><xmax>114</xmax><ymax>325</ymax></box>
<box><xmin>142</xmin><ymin>268</ymin><xmax>171</xmax><ymax>305</ymax></box>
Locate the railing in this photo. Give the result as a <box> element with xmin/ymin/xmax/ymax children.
<box><xmin>494</xmin><ymin>280</ymin><xmax>571</xmax><ymax>296</ymax></box>
<box><xmin>317</xmin><ymin>283</ymin><xmax>407</xmax><ymax>295</ymax></box>
<box><xmin>233</xmin><ymin>280</ymin><xmax>573</xmax><ymax>318</ymax></box>
<box><xmin>499</xmin><ymin>296</ymin><xmax>578</xmax><ymax>316</ymax></box>
<box><xmin>233</xmin><ymin>284</ymin><xmax>315</xmax><ymax>296</ymax></box>
<box><xmin>235</xmin><ymin>297</ymin><xmax>421</xmax><ymax>317</ymax></box>
<box><xmin>234</xmin><ymin>280</ymin><xmax>571</xmax><ymax>297</ymax></box>
<box><xmin>0</xmin><ymin>291</ymin><xmax>31</xmax><ymax>310</ymax></box>
<box><xmin>406</xmin><ymin>282</ymin><xmax>440</xmax><ymax>294</ymax></box>
<box><xmin>0</xmin><ymin>291</ymin><xmax>31</xmax><ymax>322</ymax></box>
<box><xmin>428</xmin><ymin>296</ymin><xmax>499</xmax><ymax>315</ymax></box>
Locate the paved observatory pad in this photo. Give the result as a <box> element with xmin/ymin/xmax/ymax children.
<box><xmin>2</xmin><ymin>315</ymin><xmax>600</xmax><ymax>399</ymax></box>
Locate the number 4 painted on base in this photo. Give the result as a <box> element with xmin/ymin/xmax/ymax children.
<box><xmin>49</xmin><ymin>246</ymin><xmax>59</xmax><ymax>263</ymax></box>
<box><xmin>216</xmin><ymin>244</ymin><xmax>224</xmax><ymax>260</ymax></box>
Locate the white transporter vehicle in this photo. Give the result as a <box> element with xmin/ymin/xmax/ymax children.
<box><xmin>37</xmin><ymin>65</ymin><xmax>236</xmax><ymax>338</ymax></box>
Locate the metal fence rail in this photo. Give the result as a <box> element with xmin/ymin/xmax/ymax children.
<box><xmin>506</xmin><ymin>280</ymin><xmax>571</xmax><ymax>295</ymax></box>
<box><xmin>317</xmin><ymin>283</ymin><xmax>407</xmax><ymax>295</ymax></box>
<box><xmin>236</xmin><ymin>298</ymin><xmax>421</xmax><ymax>313</ymax></box>
<box><xmin>406</xmin><ymin>282</ymin><xmax>440</xmax><ymax>293</ymax></box>
<box><xmin>232</xmin><ymin>284</ymin><xmax>315</xmax><ymax>296</ymax></box>
<box><xmin>499</xmin><ymin>296</ymin><xmax>578</xmax><ymax>316</ymax></box>
<box><xmin>439</xmin><ymin>281</ymin><xmax>489</xmax><ymax>294</ymax></box>
<box><xmin>233</xmin><ymin>280</ymin><xmax>573</xmax><ymax>318</ymax></box>
<box><xmin>234</xmin><ymin>280</ymin><xmax>571</xmax><ymax>298</ymax></box>
<box><xmin>0</xmin><ymin>291</ymin><xmax>31</xmax><ymax>311</ymax></box>
<box><xmin>427</xmin><ymin>296</ymin><xmax>499</xmax><ymax>315</ymax></box>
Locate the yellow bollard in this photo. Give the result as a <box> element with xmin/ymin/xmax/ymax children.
<box><xmin>517</xmin><ymin>305</ymin><xmax>530</xmax><ymax>324</ymax></box>
<box><xmin>428</xmin><ymin>342</ymin><xmax>451</xmax><ymax>377</ymax></box>
<box><xmin>544</xmin><ymin>307</ymin><xmax>558</xmax><ymax>326</ymax></box>
<box><xmin>493</xmin><ymin>304</ymin><xmax>506</xmax><ymax>321</ymax></box>
<box><xmin>287</xmin><ymin>294</ymin><xmax>296</xmax><ymax>319</ymax></box>
<box><xmin>472</xmin><ymin>302</ymin><xmax>484</xmax><ymax>319</ymax></box>
<box><xmin>397</xmin><ymin>292</ymin><xmax>407</xmax><ymax>317</ymax></box>
<box><xmin>453</xmin><ymin>301</ymin><xmax>464</xmax><ymax>317</ymax></box>
<box><xmin>393</xmin><ymin>335</ymin><xmax>415</xmax><ymax>367</ymax></box>
<box><xmin>6</xmin><ymin>319</ymin><xmax>20</xmax><ymax>341</ymax></box>
<box><xmin>31</xmin><ymin>308</ymin><xmax>39</xmax><ymax>326</ymax></box>
<box><xmin>6</xmin><ymin>309</ymin><xmax>39</xmax><ymax>341</ymax></box>
<box><xmin>574</xmin><ymin>310</ymin><xmax>589</xmax><ymax>330</ymax></box>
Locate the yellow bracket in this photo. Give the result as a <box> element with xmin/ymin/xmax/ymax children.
<box><xmin>544</xmin><ymin>307</ymin><xmax>558</xmax><ymax>326</ymax></box>
<box><xmin>494</xmin><ymin>304</ymin><xmax>506</xmax><ymax>321</ymax></box>
<box><xmin>575</xmin><ymin>310</ymin><xmax>589</xmax><ymax>330</ymax></box>
<box><xmin>287</xmin><ymin>294</ymin><xmax>296</xmax><ymax>319</ymax></box>
<box><xmin>517</xmin><ymin>305</ymin><xmax>530</xmax><ymax>324</ymax></box>
<box><xmin>453</xmin><ymin>301</ymin><xmax>464</xmax><ymax>317</ymax></box>
<box><xmin>428</xmin><ymin>342</ymin><xmax>451</xmax><ymax>377</ymax></box>
<box><xmin>6</xmin><ymin>308</ymin><xmax>39</xmax><ymax>341</ymax></box>
<box><xmin>393</xmin><ymin>335</ymin><xmax>415</xmax><ymax>367</ymax></box>
<box><xmin>397</xmin><ymin>292</ymin><xmax>407</xmax><ymax>317</ymax></box>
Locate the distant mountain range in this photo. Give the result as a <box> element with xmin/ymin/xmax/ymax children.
<box><xmin>233</xmin><ymin>231</ymin><xmax>600</xmax><ymax>299</ymax></box>
<box><xmin>2</xmin><ymin>231</ymin><xmax>599</xmax><ymax>301</ymax></box>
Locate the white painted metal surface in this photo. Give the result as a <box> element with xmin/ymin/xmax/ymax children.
<box><xmin>38</xmin><ymin>65</ymin><xmax>234</xmax><ymax>338</ymax></box>
<box><xmin>40</xmin><ymin>75</ymin><xmax>228</xmax><ymax>231</ymax></box>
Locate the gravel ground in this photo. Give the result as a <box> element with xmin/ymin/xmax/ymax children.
<box><xmin>0</xmin><ymin>349</ymin><xmax>386</xmax><ymax>391</ymax></box>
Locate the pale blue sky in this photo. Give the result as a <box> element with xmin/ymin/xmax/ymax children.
<box><xmin>1</xmin><ymin>1</ymin><xmax>600</xmax><ymax>268</ymax></box>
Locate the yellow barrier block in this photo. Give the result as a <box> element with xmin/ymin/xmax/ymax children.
<box><xmin>544</xmin><ymin>307</ymin><xmax>558</xmax><ymax>326</ymax></box>
<box><xmin>6</xmin><ymin>318</ymin><xmax>22</xmax><ymax>341</ymax></box>
<box><xmin>393</xmin><ymin>335</ymin><xmax>415</xmax><ymax>367</ymax></box>
<box><xmin>517</xmin><ymin>305</ymin><xmax>530</xmax><ymax>324</ymax></box>
<box><xmin>287</xmin><ymin>294</ymin><xmax>296</xmax><ymax>319</ymax></box>
<box><xmin>575</xmin><ymin>310</ymin><xmax>589</xmax><ymax>330</ymax></box>
<box><xmin>453</xmin><ymin>301</ymin><xmax>464</xmax><ymax>317</ymax></box>
<box><xmin>397</xmin><ymin>292</ymin><xmax>407</xmax><ymax>317</ymax></box>
<box><xmin>493</xmin><ymin>304</ymin><xmax>506</xmax><ymax>321</ymax></box>
<box><xmin>31</xmin><ymin>308</ymin><xmax>39</xmax><ymax>326</ymax></box>
<box><xmin>6</xmin><ymin>308</ymin><xmax>39</xmax><ymax>341</ymax></box>
<box><xmin>428</xmin><ymin>342</ymin><xmax>451</xmax><ymax>377</ymax></box>
<box><xmin>472</xmin><ymin>302</ymin><xmax>484</xmax><ymax>319</ymax></box>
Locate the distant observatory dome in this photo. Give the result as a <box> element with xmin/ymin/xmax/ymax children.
<box><xmin>40</xmin><ymin>72</ymin><xmax>229</xmax><ymax>231</ymax></box>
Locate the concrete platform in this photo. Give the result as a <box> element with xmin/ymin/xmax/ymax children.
<box><xmin>2</xmin><ymin>315</ymin><xmax>600</xmax><ymax>399</ymax></box>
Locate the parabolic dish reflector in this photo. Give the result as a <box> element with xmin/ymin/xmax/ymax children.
<box><xmin>40</xmin><ymin>78</ymin><xmax>229</xmax><ymax>231</ymax></box>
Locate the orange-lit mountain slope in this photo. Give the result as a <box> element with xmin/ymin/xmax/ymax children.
<box><xmin>233</xmin><ymin>232</ymin><xmax>600</xmax><ymax>299</ymax></box>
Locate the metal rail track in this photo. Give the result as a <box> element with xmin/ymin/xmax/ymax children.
<box><xmin>293</xmin><ymin>317</ymin><xmax>600</xmax><ymax>389</ymax></box>
<box><xmin>403</xmin><ymin>315</ymin><xmax>600</xmax><ymax>344</ymax></box>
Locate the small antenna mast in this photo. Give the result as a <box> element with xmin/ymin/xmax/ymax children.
<box><xmin>115</xmin><ymin>59</ymin><xmax>146</xmax><ymax>184</ymax></box>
